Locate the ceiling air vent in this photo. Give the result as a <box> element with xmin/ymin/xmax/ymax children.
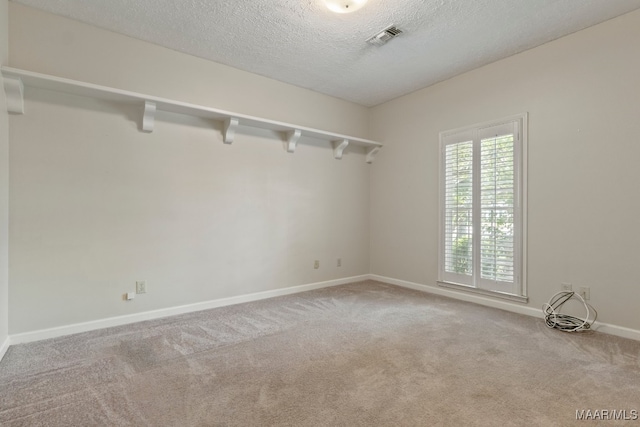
<box><xmin>367</xmin><ymin>25</ymin><xmax>403</xmax><ymax>46</ymax></box>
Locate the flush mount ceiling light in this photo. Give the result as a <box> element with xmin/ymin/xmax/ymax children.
<box><xmin>324</xmin><ymin>0</ymin><xmax>368</xmax><ymax>13</ymax></box>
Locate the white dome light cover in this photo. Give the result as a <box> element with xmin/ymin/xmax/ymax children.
<box><xmin>324</xmin><ymin>0</ymin><xmax>368</xmax><ymax>14</ymax></box>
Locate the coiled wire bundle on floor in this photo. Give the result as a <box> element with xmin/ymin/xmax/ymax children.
<box><xmin>542</xmin><ymin>291</ymin><xmax>597</xmax><ymax>332</ymax></box>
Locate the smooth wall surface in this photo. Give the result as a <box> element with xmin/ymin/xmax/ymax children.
<box><xmin>8</xmin><ymin>4</ymin><xmax>371</xmax><ymax>334</ymax></box>
<box><xmin>370</xmin><ymin>10</ymin><xmax>640</xmax><ymax>330</ymax></box>
<box><xmin>0</xmin><ymin>0</ymin><xmax>9</xmax><ymax>348</ymax></box>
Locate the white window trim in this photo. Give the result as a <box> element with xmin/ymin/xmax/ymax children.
<box><xmin>437</xmin><ymin>113</ymin><xmax>528</xmax><ymax>302</ymax></box>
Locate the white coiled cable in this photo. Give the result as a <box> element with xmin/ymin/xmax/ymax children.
<box><xmin>542</xmin><ymin>291</ymin><xmax>597</xmax><ymax>332</ymax></box>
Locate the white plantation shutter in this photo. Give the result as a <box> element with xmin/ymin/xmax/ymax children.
<box><xmin>440</xmin><ymin>116</ymin><xmax>525</xmax><ymax>298</ymax></box>
<box><xmin>477</xmin><ymin>122</ymin><xmax>517</xmax><ymax>292</ymax></box>
<box><xmin>443</xmin><ymin>140</ymin><xmax>474</xmax><ymax>284</ymax></box>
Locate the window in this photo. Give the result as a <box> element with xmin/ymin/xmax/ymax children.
<box><xmin>439</xmin><ymin>114</ymin><xmax>527</xmax><ymax>300</ymax></box>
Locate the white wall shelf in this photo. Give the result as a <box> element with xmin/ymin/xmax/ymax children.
<box><xmin>1</xmin><ymin>66</ymin><xmax>382</xmax><ymax>163</ymax></box>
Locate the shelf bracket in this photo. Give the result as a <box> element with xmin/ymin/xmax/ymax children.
<box><xmin>366</xmin><ymin>146</ymin><xmax>381</xmax><ymax>164</ymax></box>
<box><xmin>142</xmin><ymin>101</ymin><xmax>156</xmax><ymax>132</ymax></box>
<box><xmin>332</xmin><ymin>139</ymin><xmax>349</xmax><ymax>160</ymax></box>
<box><xmin>223</xmin><ymin>117</ymin><xmax>239</xmax><ymax>144</ymax></box>
<box><xmin>3</xmin><ymin>76</ymin><xmax>24</xmax><ymax>114</ymax></box>
<box><xmin>285</xmin><ymin>129</ymin><xmax>302</xmax><ymax>153</ymax></box>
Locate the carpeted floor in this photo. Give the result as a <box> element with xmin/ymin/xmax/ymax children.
<box><xmin>1</xmin><ymin>280</ymin><xmax>639</xmax><ymax>426</ymax></box>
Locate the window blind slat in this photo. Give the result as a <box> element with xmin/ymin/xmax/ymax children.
<box><xmin>479</xmin><ymin>134</ymin><xmax>515</xmax><ymax>282</ymax></box>
<box><xmin>443</xmin><ymin>141</ymin><xmax>474</xmax><ymax>276</ymax></box>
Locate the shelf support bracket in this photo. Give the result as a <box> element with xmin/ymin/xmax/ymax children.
<box><xmin>3</xmin><ymin>76</ymin><xmax>24</xmax><ymax>114</ymax></box>
<box><xmin>142</xmin><ymin>101</ymin><xmax>156</xmax><ymax>132</ymax></box>
<box><xmin>285</xmin><ymin>129</ymin><xmax>302</xmax><ymax>153</ymax></box>
<box><xmin>332</xmin><ymin>139</ymin><xmax>349</xmax><ymax>160</ymax></box>
<box><xmin>366</xmin><ymin>146</ymin><xmax>381</xmax><ymax>164</ymax></box>
<box><xmin>223</xmin><ymin>117</ymin><xmax>239</xmax><ymax>144</ymax></box>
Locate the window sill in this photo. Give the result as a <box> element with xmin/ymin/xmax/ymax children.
<box><xmin>438</xmin><ymin>281</ymin><xmax>529</xmax><ymax>304</ymax></box>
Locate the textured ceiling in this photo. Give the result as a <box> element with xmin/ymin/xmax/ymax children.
<box><xmin>11</xmin><ymin>0</ymin><xmax>640</xmax><ymax>106</ymax></box>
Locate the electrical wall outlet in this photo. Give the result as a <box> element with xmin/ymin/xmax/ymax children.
<box><xmin>561</xmin><ymin>282</ymin><xmax>572</xmax><ymax>291</ymax></box>
<box><xmin>136</xmin><ymin>280</ymin><xmax>147</xmax><ymax>294</ymax></box>
<box><xmin>337</xmin><ymin>258</ymin><xmax>342</xmax><ymax>267</ymax></box>
<box><xmin>314</xmin><ymin>260</ymin><xmax>319</xmax><ymax>269</ymax></box>
<box><xmin>579</xmin><ymin>286</ymin><xmax>590</xmax><ymax>300</ymax></box>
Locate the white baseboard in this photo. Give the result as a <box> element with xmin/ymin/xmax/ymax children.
<box><xmin>9</xmin><ymin>275</ymin><xmax>369</xmax><ymax>345</ymax></box>
<box><xmin>369</xmin><ymin>274</ymin><xmax>640</xmax><ymax>342</ymax></box>
<box><xmin>590</xmin><ymin>323</ymin><xmax>640</xmax><ymax>342</ymax></box>
<box><xmin>0</xmin><ymin>335</ymin><xmax>9</xmax><ymax>362</ymax></box>
<box><xmin>369</xmin><ymin>274</ymin><xmax>541</xmax><ymax>318</ymax></box>
<box><xmin>6</xmin><ymin>274</ymin><xmax>640</xmax><ymax>348</ymax></box>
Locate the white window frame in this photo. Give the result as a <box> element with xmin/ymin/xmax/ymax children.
<box><xmin>438</xmin><ymin>113</ymin><xmax>528</xmax><ymax>302</ymax></box>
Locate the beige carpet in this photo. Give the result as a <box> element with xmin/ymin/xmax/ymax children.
<box><xmin>1</xmin><ymin>280</ymin><xmax>639</xmax><ymax>426</ymax></box>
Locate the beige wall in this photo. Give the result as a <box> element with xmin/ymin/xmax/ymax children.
<box><xmin>8</xmin><ymin>4</ymin><xmax>371</xmax><ymax>334</ymax></box>
<box><xmin>0</xmin><ymin>0</ymin><xmax>9</xmax><ymax>347</ymax></box>
<box><xmin>370</xmin><ymin>9</ymin><xmax>640</xmax><ymax>331</ymax></box>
